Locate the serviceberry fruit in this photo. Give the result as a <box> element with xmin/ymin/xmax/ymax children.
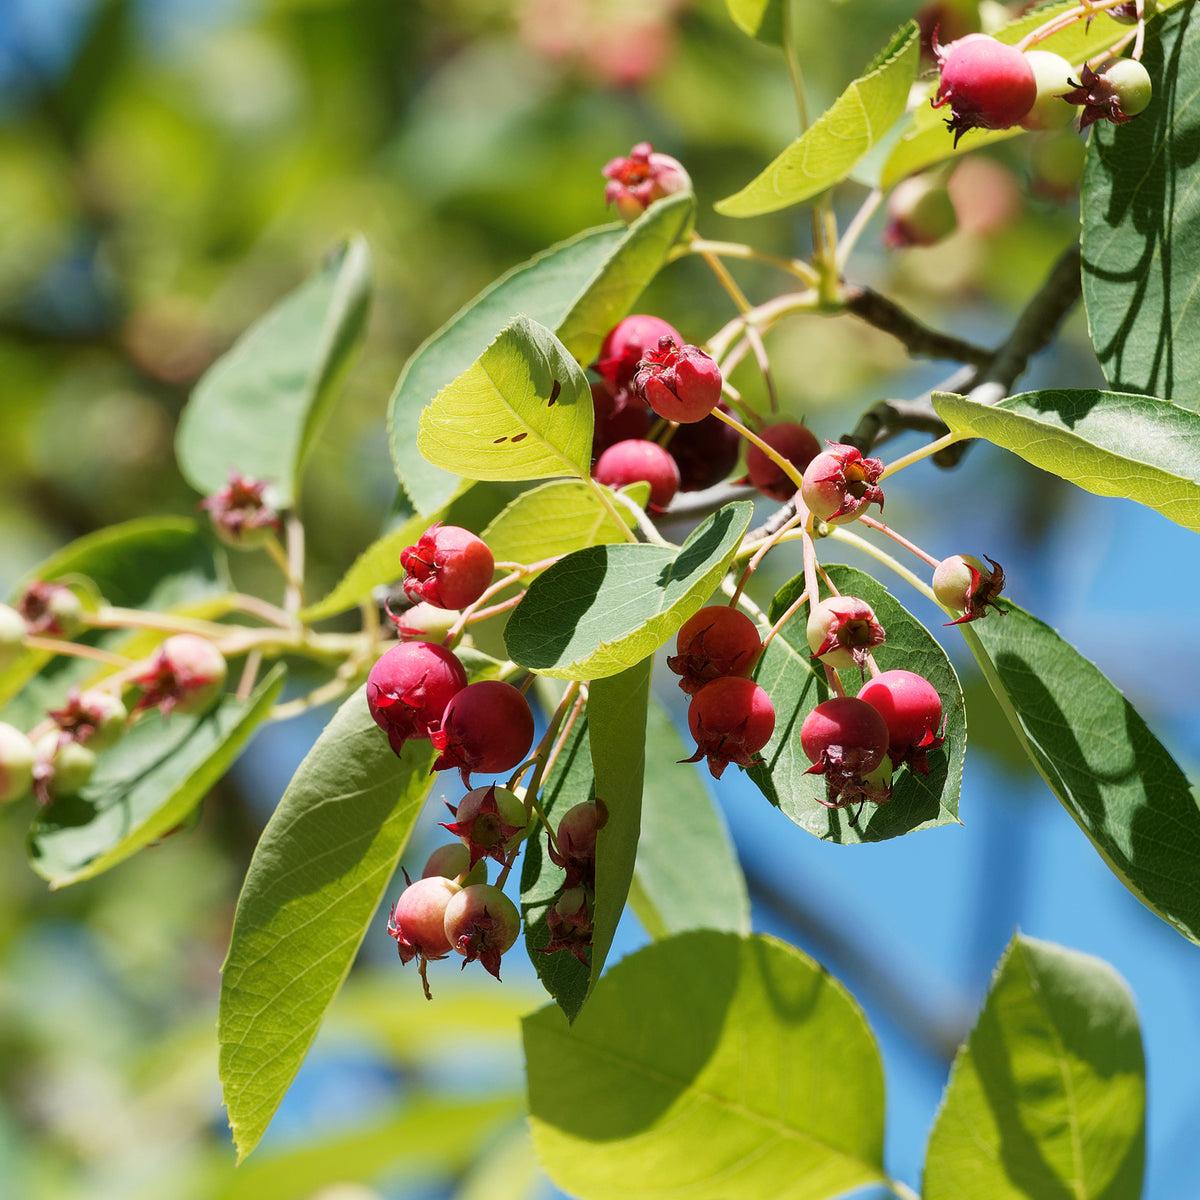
<box><xmin>17</xmin><ymin>581</ymin><xmax>83</xmax><ymax>638</ymax></box>
<box><xmin>549</xmin><ymin>799</ymin><xmax>608</xmax><ymax>890</ymax></box>
<box><xmin>1019</xmin><ymin>50</ymin><xmax>1077</xmax><ymax>131</ymax></box>
<box><xmin>632</xmin><ymin>337</ymin><xmax>723</xmax><ymax>424</ymax></box>
<box><xmin>684</xmin><ymin>676</ymin><xmax>775</xmax><ymax>780</ymax></box>
<box><xmin>443</xmin><ymin>883</ymin><xmax>522</xmax><ymax>980</ymax></box>
<box><xmin>199</xmin><ymin>471</ymin><xmax>283</xmax><ymax>548</ymax></box>
<box><xmin>595</xmin><ymin>314</ymin><xmax>683</xmax><ymax>400</ymax></box>
<box><xmin>745</xmin><ymin>422</ymin><xmax>822</xmax><ymax>501</ymax></box>
<box><xmin>594</xmin><ymin>438</ymin><xmax>681</xmax><ymax>512</ymax></box>
<box><xmin>932</xmin><ymin>553</ymin><xmax>1005</xmax><ymax>624</ymax></box>
<box><xmin>882</xmin><ymin>174</ymin><xmax>958</xmax><ymax>248</ymax></box>
<box><xmin>667</xmin><ymin>605</ymin><xmax>762</xmax><ymax>695</ymax></box>
<box><xmin>366</xmin><ymin>640</ymin><xmax>468</xmax><ymax>755</ymax></box>
<box><xmin>806</xmin><ymin>596</ymin><xmax>886</xmax><ymax>674</ymax></box>
<box><xmin>440</xmin><ymin>783</ymin><xmax>528</xmax><ymax>868</ymax></box>
<box><xmin>390</xmin><ymin>601</ymin><xmax>459</xmax><ymax>642</ymax></box>
<box><xmin>932</xmin><ymin>34</ymin><xmax>1037</xmax><ymax>145</ymax></box>
<box><xmin>401</xmin><ymin>524</ymin><xmax>495</xmax><ymax>611</ymax></box>
<box><xmin>132</xmin><ymin>634</ymin><xmax>227</xmax><ymax>717</ymax></box>
<box><xmin>33</xmin><ymin>734</ymin><xmax>96</xmax><ymax>804</ymax></box>
<box><xmin>667</xmin><ymin>402</ymin><xmax>741</xmax><ymax>491</ymax></box>
<box><xmin>1061</xmin><ymin>59</ymin><xmax>1153</xmax><ymax>130</ymax></box>
<box><xmin>421</xmin><ymin>842</ymin><xmax>487</xmax><ymax>886</ymax></box>
<box><xmin>590</xmin><ymin>382</ymin><xmax>653</xmax><ymax>463</ymax></box>
<box><xmin>0</xmin><ymin>722</ymin><xmax>36</xmax><ymax>804</ymax></box>
<box><xmin>800</xmin><ymin>697</ymin><xmax>892</xmax><ymax>809</ymax></box>
<box><xmin>47</xmin><ymin>688</ymin><xmax>127</xmax><ymax>751</ymax></box>
<box><xmin>388</xmin><ymin>875</ymin><xmax>461</xmax><ymax>997</ymax></box>
<box><xmin>0</xmin><ymin>603</ymin><xmax>26</xmax><ymax>669</ymax></box>
<box><xmin>858</xmin><ymin>669</ymin><xmax>946</xmax><ymax>775</ymax></box>
<box><xmin>539</xmin><ymin>886</ymin><xmax>592</xmax><ymax>965</ymax></box>
<box><xmin>602</xmin><ymin>142</ymin><xmax>691</xmax><ymax>223</ymax></box>
<box><xmin>800</xmin><ymin>443</ymin><xmax>885</xmax><ymax>525</ymax></box>
<box><xmin>431</xmin><ymin>680</ymin><xmax>535</xmax><ymax>787</ymax></box>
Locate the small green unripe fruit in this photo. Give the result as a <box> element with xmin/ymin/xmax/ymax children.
<box><xmin>0</xmin><ymin>722</ymin><xmax>36</xmax><ymax>803</ymax></box>
<box><xmin>1020</xmin><ymin>50</ymin><xmax>1077</xmax><ymax>131</ymax></box>
<box><xmin>45</xmin><ymin>587</ymin><xmax>84</xmax><ymax>638</ymax></box>
<box><xmin>0</xmin><ymin>604</ymin><xmax>27</xmax><ymax>669</ymax></box>
<box><xmin>882</xmin><ymin>175</ymin><xmax>958</xmax><ymax>248</ymax></box>
<box><xmin>1105</xmin><ymin>58</ymin><xmax>1153</xmax><ymax>118</ymax></box>
<box><xmin>932</xmin><ymin>554</ymin><xmax>988</xmax><ymax>612</ymax></box>
<box><xmin>421</xmin><ymin>842</ymin><xmax>488</xmax><ymax>886</ymax></box>
<box><xmin>35</xmin><ymin>734</ymin><xmax>96</xmax><ymax>800</ymax></box>
<box><xmin>76</xmin><ymin>690</ymin><xmax>128</xmax><ymax>751</ymax></box>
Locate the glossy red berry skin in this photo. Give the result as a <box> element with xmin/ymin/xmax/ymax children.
<box><xmin>932</xmin><ymin>34</ymin><xmax>1037</xmax><ymax>145</ymax></box>
<box><xmin>401</xmin><ymin>525</ymin><xmax>495</xmax><ymax>611</ymax></box>
<box><xmin>800</xmin><ymin>697</ymin><xmax>891</xmax><ymax>807</ymax></box>
<box><xmin>667</xmin><ymin>402</ymin><xmax>741</xmax><ymax>491</ymax></box>
<box><xmin>667</xmin><ymin>606</ymin><xmax>762</xmax><ymax>695</ymax></box>
<box><xmin>594</xmin><ymin>439</ymin><xmax>680</xmax><ymax>512</ymax></box>
<box><xmin>431</xmin><ymin>680</ymin><xmax>535</xmax><ymax>787</ymax></box>
<box><xmin>595</xmin><ymin>315</ymin><xmax>683</xmax><ymax>398</ymax></box>
<box><xmin>443</xmin><ymin>883</ymin><xmax>522</xmax><ymax>979</ymax></box>
<box><xmin>632</xmin><ymin>337</ymin><xmax>722</xmax><ymax>424</ymax></box>
<box><xmin>366</xmin><ymin>641</ymin><xmax>468</xmax><ymax>756</ymax></box>
<box><xmin>857</xmin><ymin>670</ymin><xmax>946</xmax><ymax>774</ymax></box>
<box><xmin>746</xmin><ymin>422</ymin><xmax>822</xmax><ymax>501</ymax></box>
<box><xmin>685</xmin><ymin>677</ymin><xmax>775</xmax><ymax>780</ymax></box>
<box><xmin>590</xmin><ymin>382</ymin><xmax>653</xmax><ymax>463</ymax></box>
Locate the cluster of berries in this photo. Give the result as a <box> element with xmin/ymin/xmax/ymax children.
<box><xmin>1</xmin><ymin>582</ymin><xmax>228</xmax><ymax>806</ymax></box>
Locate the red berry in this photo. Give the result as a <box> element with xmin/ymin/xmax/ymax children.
<box><xmin>684</xmin><ymin>677</ymin><xmax>775</xmax><ymax>780</ymax></box>
<box><xmin>388</xmin><ymin>875</ymin><xmax>460</xmax><ymax>966</ymax></box>
<box><xmin>667</xmin><ymin>605</ymin><xmax>762</xmax><ymax>695</ymax></box>
<box><xmin>439</xmin><ymin>783</ymin><xmax>528</xmax><ymax>868</ymax></box>
<box><xmin>800</xmin><ymin>697</ymin><xmax>891</xmax><ymax>808</ymax></box>
<box><xmin>800</xmin><ymin>443</ymin><xmax>885</xmax><ymax>525</ymax></box>
<box><xmin>857</xmin><ymin>670</ymin><xmax>945</xmax><ymax>775</ymax></box>
<box><xmin>366</xmin><ymin>641</ymin><xmax>468</xmax><ymax>756</ymax></box>
<box><xmin>746</xmin><ymin>422</ymin><xmax>822</xmax><ymax>501</ymax></box>
<box><xmin>932</xmin><ymin>34</ymin><xmax>1037</xmax><ymax>146</ymax></box>
<box><xmin>595</xmin><ymin>315</ymin><xmax>682</xmax><ymax>398</ymax></box>
<box><xmin>667</xmin><ymin>402</ymin><xmax>741</xmax><ymax>491</ymax></box>
<box><xmin>401</xmin><ymin>524</ymin><xmax>495</xmax><ymax>611</ymax></box>
<box><xmin>602</xmin><ymin>142</ymin><xmax>691</xmax><ymax>224</ymax></box>
<box><xmin>594</xmin><ymin>439</ymin><xmax>681</xmax><ymax>512</ymax></box>
<box><xmin>132</xmin><ymin>634</ymin><xmax>227</xmax><ymax>717</ymax></box>
<box><xmin>443</xmin><ymin>883</ymin><xmax>522</xmax><ymax>980</ymax></box>
<box><xmin>431</xmin><ymin>680</ymin><xmax>535</xmax><ymax>787</ymax></box>
<box><xmin>806</xmin><ymin>596</ymin><xmax>886</xmax><ymax>674</ymax></box>
<box><xmin>590</xmin><ymin>382</ymin><xmax>653</xmax><ymax>463</ymax></box>
<box><xmin>632</xmin><ymin>337</ymin><xmax>722</xmax><ymax>424</ymax></box>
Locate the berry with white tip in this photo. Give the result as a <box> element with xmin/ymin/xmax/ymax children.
<box><xmin>806</xmin><ymin>596</ymin><xmax>886</xmax><ymax>674</ymax></box>
<box><xmin>932</xmin><ymin>554</ymin><xmax>1006</xmax><ymax>624</ymax></box>
<box><xmin>132</xmin><ymin>635</ymin><xmax>227</xmax><ymax>717</ymax></box>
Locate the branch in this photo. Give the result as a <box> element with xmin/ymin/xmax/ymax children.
<box><xmin>841</xmin><ymin>284</ymin><xmax>993</xmax><ymax>368</ymax></box>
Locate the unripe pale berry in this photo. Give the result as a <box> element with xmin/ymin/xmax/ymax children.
<box><xmin>549</xmin><ymin>798</ymin><xmax>608</xmax><ymax>890</ymax></box>
<box><xmin>1019</xmin><ymin>50</ymin><xmax>1077</xmax><ymax>131</ymax></box>
<box><xmin>684</xmin><ymin>676</ymin><xmax>775</xmax><ymax>780</ymax></box>
<box><xmin>632</xmin><ymin>337</ymin><xmax>722</xmax><ymax>424</ymax></box>
<box><xmin>48</xmin><ymin>687</ymin><xmax>127</xmax><ymax>752</ymax></box>
<box><xmin>391</xmin><ymin>601</ymin><xmax>459</xmax><ymax>642</ymax></box>
<box><xmin>17</xmin><ymin>581</ymin><xmax>83</xmax><ymax>638</ymax></box>
<box><xmin>1060</xmin><ymin>59</ymin><xmax>1152</xmax><ymax>129</ymax></box>
<box><xmin>800</xmin><ymin>443</ymin><xmax>885</xmax><ymax>526</ymax></box>
<box><xmin>199</xmin><ymin>472</ymin><xmax>283</xmax><ymax>548</ymax></box>
<box><xmin>932</xmin><ymin>34</ymin><xmax>1037</xmax><ymax>145</ymax></box>
<box><xmin>440</xmin><ymin>783</ymin><xmax>528</xmax><ymax>868</ymax></box>
<box><xmin>745</xmin><ymin>422</ymin><xmax>822</xmax><ymax>501</ymax></box>
<box><xmin>443</xmin><ymin>883</ymin><xmax>522</xmax><ymax>980</ymax></box>
<box><xmin>133</xmin><ymin>634</ymin><xmax>227</xmax><ymax>717</ymax></box>
<box><xmin>932</xmin><ymin>553</ymin><xmax>1006</xmax><ymax>624</ymax></box>
<box><xmin>0</xmin><ymin>603</ymin><xmax>27</xmax><ymax>669</ymax></box>
<box><xmin>431</xmin><ymin>680</ymin><xmax>535</xmax><ymax>787</ymax></box>
<box><xmin>806</xmin><ymin>596</ymin><xmax>886</xmax><ymax>673</ymax></box>
<box><xmin>857</xmin><ymin>669</ymin><xmax>946</xmax><ymax>774</ymax></box>
<box><xmin>401</xmin><ymin>524</ymin><xmax>495</xmax><ymax>611</ymax></box>
<box><xmin>800</xmin><ymin>696</ymin><xmax>891</xmax><ymax>809</ymax></box>
<box><xmin>388</xmin><ymin>875</ymin><xmax>461</xmax><ymax>965</ymax></box>
<box><xmin>34</xmin><ymin>734</ymin><xmax>96</xmax><ymax>802</ymax></box>
<box><xmin>421</xmin><ymin>842</ymin><xmax>487</xmax><ymax>886</ymax></box>
<box><xmin>594</xmin><ymin>439</ymin><xmax>681</xmax><ymax>512</ymax></box>
<box><xmin>667</xmin><ymin>605</ymin><xmax>762</xmax><ymax>695</ymax></box>
<box><xmin>366</xmin><ymin>640</ymin><xmax>468</xmax><ymax>755</ymax></box>
<box><xmin>0</xmin><ymin>722</ymin><xmax>36</xmax><ymax>804</ymax></box>
<box><xmin>882</xmin><ymin>175</ymin><xmax>958</xmax><ymax>248</ymax></box>
<box><xmin>540</xmin><ymin>885</ymin><xmax>593</xmax><ymax>965</ymax></box>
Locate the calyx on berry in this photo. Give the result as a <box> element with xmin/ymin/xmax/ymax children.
<box><xmin>0</xmin><ymin>722</ymin><xmax>36</xmax><ymax>804</ymax></box>
<box><xmin>931</xmin><ymin>33</ymin><xmax>1037</xmax><ymax>146</ymax></box>
<box><xmin>932</xmin><ymin>554</ymin><xmax>1006</xmax><ymax>624</ymax></box>
<box><xmin>684</xmin><ymin>676</ymin><xmax>776</xmax><ymax>780</ymax></box>
<box><xmin>602</xmin><ymin>142</ymin><xmax>691</xmax><ymax>224</ymax></box>
<box><xmin>17</xmin><ymin>581</ymin><xmax>83</xmax><ymax>638</ymax></box>
<box><xmin>806</xmin><ymin>596</ymin><xmax>886</xmax><ymax>674</ymax></box>
<box><xmin>431</xmin><ymin>680</ymin><xmax>535</xmax><ymax>788</ymax></box>
<box><xmin>882</xmin><ymin>174</ymin><xmax>958</xmax><ymax>249</ymax></box>
<box><xmin>800</xmin><ymin>697</ymin><xmax>892</xmax><ymax>809</ymax></box>
<box><xmin>857</xmin><ymin>670</ymin><xmax>946</xmax><ymax>775</ymax></box>
<box><xmin>595</xmin><ymin>314</ymin><xmax>682</xmax><ymax>403</ymax></box>
<box><xmin>47</xmin><ymin>688</ymin><xmax>127</xmax><ymax>751</ymax></box>
<box><xmin>745</xmin><ymin>422</ymin><xmax>821</xmax><ymax>501</ymax></box>
<box><xmin>440</xmin><ymin>783</ymin><xmax>528</xmax><ymax>868</ymax></box>
<box><xmin>199</xmin><ymin>472</ymin><xmax>283</xmax><ymax>547</ymax></box>
<box><xmin>1060</xmin><ymin>59</ymin><xmax>1153</xmax><ymax>130</ymax></box>
<box><xmin>132</xmin><ymin>634</ymin><xmax>227</xmax><ymax>717</ymax></box>
<box><xmin>539</xmin><ymin>886</ymin><xmax>593</xmax><ymax>966</ymax></box>
<box><xmin>401</xmin><ymin>524</ymin><xmax>495</xmax><ymax>611</ymax></box>
<box><xmin>632</xmin><ymin>337</ymin><xmax>723</xmax><ymax>424</ymax></box>
<box><xmin>443</xmin><ymin>883</ymin><xmax>522</xmax><ymax>980</ymax></box>
<box><xmin>367</xmin><ymin>640</ymin><xmax>467</xmax><ymax>755</ymax></box>
<box><xmin>800</xmin><ymin>443</ymin><xmax>885</xmax><ymax>526</ymax></box>
<box><xmin>548</xmin><ymin>799</ymin><xmax>608</xmax><ymax>890</ymax></box>
<box><xmin>668</xmin><ymin>605</ymin><xmax>762</xmax><ymax>695</ymax></box>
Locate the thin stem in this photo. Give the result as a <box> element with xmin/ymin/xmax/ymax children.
<box><xmin>236</xmin><ymin>648</ymin><xmax>263</xmax><ymax>701</ymax></box>
<box><xmin>1016</xmin><ymin>0</ymin><xmax>1126</xmax><ymax>51</ymax></box>
<box><xmin>783</xmin><ymin>0</ymin><xmax>810</xmax><ymax>133</ymax></box>
<box><xmin>585</xmin><ymin>475</ymin><xmax>639</xmax><ymax>543</ymax></box>
<box><xmin>226</xmin><ymin>593</ymin><xmax>295</xmax><ymax>628</ymax></box>
<box><xmin>712</xmin><ymin>407</ymin><xmax>806</xmax><ymax>493</ymax></box>
<box><xmin>857</xmin><ymin>515</ymin><xmax>942</xmax><ymax>569</ymax></box>
<box><xmin>889</xmin><ymin>1179</ymin><xmax>922</xmax><ymax>1200</ymax></box>
<box><xmin>85</xmin><ymin>607</ymin><xmax>232</xmax><ymax>638</ymax></box>
<box><xmin>708</xmin><ymin>290</ymin><xmax>820</xmax><ymax>364</ymax></box>
<box><xmin>828</xmin><ymin>526</ymin><xmax>937</xmax><ymax>604</ymax></box>
<box><xmin>686</xmin><ymin>238</ymin><xmax>820</xmax><ymax>286</ymax></box>
<box><xmin>285</xmin><ymin>515</ymin><xmax>307</xmax><ymax>613</ymax></box>
<box><xmin>836</xmin><ymin>188</ymin><xmax>883</xmax><ymax>270</ymax></box>
<box><xmin>269</xmin><ymin>671</ymin><xmax>361</xmax><ymax>721</ymax></box>
<box><xmin>1133</xmin><ymin>0</ymin><xmax>1146</xmax><ymax>58</ymax></box>
<box><xmin>823</xmin><ymin>662</ymin><xmax>846</xmax><ymax>698</ymax></box>
<box><xmin>731</xmin><ymin>507</ymin><xmax>805</xmax><ymax>608</ymax></box>
<box><xmin>24</xmin><ymin>636</ymin><xmax>135</xmax><ymax>668</ymax></box>
<box><xmin>879</xmin><ymin>430</ymin><xmax>968</xmax><ymax>479</ymax></box>
<box><xmin>761</xmin><ymin>584</ymin><xmax>811</xmax><ymax>653</ymax></box>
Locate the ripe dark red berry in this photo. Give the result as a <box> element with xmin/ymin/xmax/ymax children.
<box><xmin>932</xmin><ymin>34</ymin><xmax>1037</xmax><ymax>146</ymax></box>
<box><xmin>443</xmin><ymin>883</ymin><xmax>522</xmax><ymax>980</ymax></box>
<box><xmin>800</xmin><ymin>443</ymin><xmax>885</xmax><ymax>525</ymax></box>
<box><xmin>632</xmin><ymin>337</ymin><xmax>722</xmax><ymax>424</ymax></box>
<box><xmin>667</xmin><ymin>605</ymin><xmax>762</xmax><ymax>695</ymax></box>
<box><xmin>595</xmin><ymin>315</ymin><xmax>683</xmax><ymax>399</ymax></box>
<box><xmin>591</xmin><ymin>382</ymin><xmax>653</xmax><ymax>463</ymax></box>
<box><xmin>666</xmin><ymin>402</ymin><xmax>741</xmax><ymax>491</ymax></box>
<box><xmin>366</xmin><ymin>641</ymin><xmax>468</xmax><ymax>756</ymax></box>
<box><xmin>401</xmin><ymin>524</ymin><xmax>495</xmax><ymax>611</ymax></box>
<box><xmin>800</xmin><ymin>697</ymin><xmax>891</xmax><ymax>808</ymax></box>
<box><xmin>594</xmin><ymin>439</ymin><xmax>681</xmax><ymax>511</ymax></box>
<box><xmin>857</xmin><ymin>670</ymin><xmax>945</xmax><ymax>775</ymax></box>
<box><xmin>684</xmin><ymin>676</ymin><xmax>775</xmax><ymax>780</ymax></box>
<box><xmin>746</xmin><ymin>422</ymin><xmax>822</xmax><ymax>501</ymax></box>
<box><xmin>431</xmin><ymin>680</ymin><xmax>535</xmax><ymax>787</ymax></box>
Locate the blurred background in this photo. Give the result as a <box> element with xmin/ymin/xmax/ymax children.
<box><xmin>1</xmin><ymin>0</ymin><xmax>1197</xmax><ymax>1198</ymax></box>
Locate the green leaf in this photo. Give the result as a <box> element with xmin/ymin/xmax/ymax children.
<box><xmin>716</xmin><ymin>24</ymin><xmax>919</xmax><ymax>217</ymax></box>
<box><xmin>748</xmin><ymin>564</ymin><xmax>965</xmax><ymax>844</ymax></box>
<box><xmin>586</xmin><ymin>660</ymin><xmax>652</xmax><ymax>995</ymax></box>
<box><xmin>630</xmin><ymin>699</ymin><xmax>750</xmax><ymax>939</ymax></box>
<box><xmin>27</xmin><ymin>666</ymin><xmax>284</xmax><ymax>888</ymax></box>
<box><xmin>219</xmin><ymin>687</ymin><xmax>437</xmax><ymax>1160</ymax></box>
<box><xmin>210</xmin><ymin>1097</ymin><xmax>522</xmax><ymax>1200</ymax></box>
<box><xmin>301</xmin><ymin>481</ymin><xmax>519</xmax><ymax>623</ymax></box>
<box><xmin>524</xmin><ymin>931</ymin><xmax>887</xmax><ymax>1200</ymax></box>
<box><xmin>724</xmin><ymin>0</ymin><xmax>784</xmax><ymax>44</ymax></box>
<box><xmin>504</xmin><ymin>501</ymin><xmax>754</xmax><ymax>680</ymax></box>
<box><xmin>417</xmin><ymin>316</ymin><xmax>593</xmax><ymax>483</ymax></box>
<box><xmin>176</xmin><ymin>236</ymin><xmax>371</xmax><ymax>507</ymax></box>
<box><xmin>924</xmin><ymin>934</ymin><xmax>1144</xmax><ymax>1200</ymax></box>
<box><xmin>390</xmin><ymin>196</ymin><xmax>694</xmax><ymax>517</ymax></box>
<box><xmin>934</xmin><ymin>388</ymin><xmax>1200</xmax><ymax>533</ymax></box>
<box><xmin>481</xmin><ymin>479</ymin><xmax>636</xmax><ymax>567</ymax></box>
<box><xmin>1082</xmin><ymin>4</ymin><xmax>1200</xmax><ymax>402</ymax></box>
<box><xmin>961</xmin><ymin>602</ymin><xmax>1200</xmax><ymax>943</ymax></box>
